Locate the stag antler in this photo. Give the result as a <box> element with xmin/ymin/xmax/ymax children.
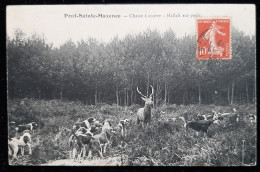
<box><xmin>137</xmin><ymin>86</ymin><xmax>147</xmax><ymax>98</ymax></box>
<box><xmin>149</xmin><ymin>85</ymin><xmax>154</xmax><ymax>98</ymax></box>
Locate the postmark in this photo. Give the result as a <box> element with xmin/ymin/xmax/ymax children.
<box><xmin>196</xmin><ymin>17</ymin><xmax>231</xmax><ymax>60</ymax></box>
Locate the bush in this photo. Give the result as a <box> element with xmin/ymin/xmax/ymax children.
<box><xmin>8</xmin><ymin>99</ymin><xmax>256</xmax><ymax>166</ymax></box>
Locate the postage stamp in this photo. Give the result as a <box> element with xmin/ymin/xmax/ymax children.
<box><xmin>196</xmin><ymin>17</ymin><xmax>231</xmax><ymax>60</ymax></box>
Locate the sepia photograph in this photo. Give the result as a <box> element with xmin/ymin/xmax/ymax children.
<box><xmin>6</xmin><ymin>4</ymin><xmax>256</xmax><ymax>166</ymax></box>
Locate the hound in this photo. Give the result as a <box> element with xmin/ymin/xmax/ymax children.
<box><xmin>197</xmin><ymin>114</ymin><xmax>207</xmax><ymax>121</ymax></box>
<box><xmin>70</xmin><ymin>131</ymin><xmax>95</xmax><ymax>162</ymax></box>
<box><xmin>15</xmin><ymin>122</ymin><xmax>38</xmax><ymax>133</ymax></box>
<box><xmin>88</xmin><ymin>119</ymin><xmax>114</xmax><ymax>158</ymax></box>
<box><xmin>8</xmin><ymin>132</ymin><xmax>32</xmax><ymax>161</ymax></box>
<box><xmin>114</xmin><ymin>119</ymin><xmax>130</xmax><ymax>138</ymax></box>
<box><xmin>102</xmin><ymin>119</ymin><xmax>113</xmax><ymax>133</ymax></box>
<box><xmin>69</xmin><ymin>126</ymin><xmax>98</xmax><ymax>160</ymax></box>
<box><xmin>72</xmin><ymin>117</ymin><xmax>96</xmax><ymax>131</ymax></box>
<box><xmin>249</xmin><ymin>114</ymin><xmax>256</xmax><ymax>125</ymax></box>
<box><xmin>179</xmin><ymin>117</ymin><xmax>215</xmax><ymax>134</ymax></box>
<box><xmin>212</xmin><ymin>111</ymin><xmax>224</xmax><ymax>121</ymax></box>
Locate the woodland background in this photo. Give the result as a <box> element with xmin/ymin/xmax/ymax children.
<box><xmin>7</xmin><ymin>28</ymin><xmax>256</xmax><ymax>106</ymax></box>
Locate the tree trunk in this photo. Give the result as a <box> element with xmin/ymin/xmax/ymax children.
<box><xmin>153</xmin><ymin>80</ymin><xmax>155</xmax><ymax>105</ymax></box>
<box><xmin>126</xmin><ymin>89</ymin><xmax>129</xmax><ymax>106</ymax></box>
<box><xmin>131</xmin><ymin>78</ymin><xmax>133</xmax><ymax>105</ymax></box>
<box><xmin>155</xmin><ymin>83</ymin><xmax>158</xmax><ymax>107</ymax></box>
<box><xmin>131</xmin><ymin>89</ymin><xmax>133</xmax><ymax>106</ymax></box>
<box><xmin>119</xmin><ymin>93</ymin><xmax>121</xmax><ymax>106</ymax></box>
<box><xmin>98</xmin><ymin>92</ymin><xmax>101</xmax><ymax>103</ymax></box>
<box><xmin>227</xmin><ymin>86</ymin><xmax>230</xmax><ymax>105</ymax></box>
<box><xmin>168</xmin><ymin>88</ymin><xmax>170</xmax><ymax>104</ymax></box>
<box><xmin>252</xmin><ymin>82</ymin><xmax>255</xmax><ymax>103</ymax></box>
<box><xmin>124</xmin><ymin>89</ymin><xmax>127</xmax><ymax>107</ymax></box>
<box><xmin>38</xmin><ymin>88</ymin><xmax>41</xmax><ymax>99</ymax></box>
<box><xmin>95</xmin><ymin>84</ymin><xmax>98</xmax><ymax>105</ymax></box>
<box><xmin>231</xmin><ymin>81</ymin><xmax>234</xmax><ymax>105</ymax></box>
<box><xmin>246</xmin><ymin>83</ymin><xmax>249</xmax><ymax>104</ymax></box>
<box><xmin>147</xmin><ymin>73</ymin><xmax>150</xmax><ymax>97</ymax></box>
<box><xmin>38</xmin><ymin>83</ymin><xmax>41</xmax><ymax>99</ymax></box>
<box><xmin>183</xmin><ymin>91</ymin><xmax>185</xmax><ymax>105</ymax></box>
<box><xmin>164</xmin><ymin>82</ymin><xmax>167</xmax><ymax>105</ymax></box>
<box><xmin>134</xmin><ymin>89</ymin><xmax>136</xmax><ymax>104</ymax></box>
<box><xmin>60</xmin><ymin>79</ymin><xmax>63</xmax><ymax>100</ymax></box>
<box><xmin>116</xmin><ymin>84</ymin><xmax>119</xmax><ymax>107</ymax></box>
<box><xmin>198</xmin><ymin>82</ymin><xmax>201</xmax><ymax>105</ymax></box>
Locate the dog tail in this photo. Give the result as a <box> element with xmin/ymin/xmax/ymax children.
<box><xmin>178</xmin><ymin>117</ymin><xmax>187</xmax><ymax>129</ymax></box>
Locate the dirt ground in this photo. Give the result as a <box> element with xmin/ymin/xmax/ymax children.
<box><xmin>43</xmin><ymin>156</ymin><xmax>126</xmax><ymax>166</ymax></box>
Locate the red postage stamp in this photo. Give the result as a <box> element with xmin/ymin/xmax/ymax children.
<box><xmin>197</xmin><ymin>17</ymin><xmax>231</xmax><ymax>60</ymax></box>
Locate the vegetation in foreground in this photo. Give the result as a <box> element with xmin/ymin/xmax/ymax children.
<box><xmin>8</xmin><ymin>98</ymin><xmax>256</xmax><ymax>166</ymax></box>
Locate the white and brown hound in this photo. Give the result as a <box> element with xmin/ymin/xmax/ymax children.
<box><xmin>16</xmin><ymin>122</ymin><xmax>38</xmax><ymax>134</ymax></box>
<box><xmin>69</xmin><ymin>126</ymin><xmax>98</xmax><ymax>160</ymax></box>
<box><xmin>88</xmin><ymin>119</ymin><xmax>114</xmax><ymax>159</ymax></box>
<box><xmin>72</xmin><ymin>117</ymin><xmax>96</xmax><ymax>131</ymax></box>
<box><xmin>70</xmin><ymin>131</ymin><xmax>96</xmax><ymax>162</ymax></box>
<box><xmin>114</xmin><ymin>119</ymin><xmax>130</xmax><ymax>137</ymax></box>
<box><xmin>249</xmin><ymin>114</ymin><xmax>256</xmax><ymax>125</ymax></box>
<box><xmin>8</xmin><ymin>132</ymin><xmax>32</xmax><ymax>161</ymax></box>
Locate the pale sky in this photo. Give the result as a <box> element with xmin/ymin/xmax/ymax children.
<box><xmin>7</xmin><ymin>4</ymin><xmax>255</xmax><ymax>47</ymax></box>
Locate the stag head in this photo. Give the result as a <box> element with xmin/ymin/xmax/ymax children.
<box><xmin>137</xmin><ymin>85</ymin><xmax>154</xmax><ymax>106</ymax></box>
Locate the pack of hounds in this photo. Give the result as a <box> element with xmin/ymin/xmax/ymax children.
<box><xmin>8</xmin><ymin>107</ymin><xmax>256</xmax><ymax>163</ymax></box>
<box><xmin>8</xmin><ymin>117</ymin><xmax>131</xmax><ymax>163</ymax></box>
<box><xmin>8</xmin><ymin>86</ymin><xmax>256</xmax><ymax>164</ymax></box>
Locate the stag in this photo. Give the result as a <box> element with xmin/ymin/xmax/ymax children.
<box><xmin>136</xmin><ymin>85</ymin><xmax>154</xmax><ymax>128</ymax></box>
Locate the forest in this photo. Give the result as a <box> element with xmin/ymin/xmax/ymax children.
<box><xmin>7</xmin><ymin>28</ymin><xmax>256</xmax><ymax>106</ymax></box>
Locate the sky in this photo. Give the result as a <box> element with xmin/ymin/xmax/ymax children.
<box><xmin>7</xmin><ymin>4</ymin><xmax>255</xmax><ymax>47</ymax></box>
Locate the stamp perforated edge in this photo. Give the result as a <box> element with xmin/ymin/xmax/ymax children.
<box><xmin>195</xmin><ymin>16</ymin><xmax>232</xmax><ymax>60</ymax></box>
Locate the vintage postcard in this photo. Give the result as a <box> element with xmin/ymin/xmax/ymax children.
<box><xmin>7</xmin><ymin>4</ymin><xmax>256</xmax><ymax>166</ymax></box>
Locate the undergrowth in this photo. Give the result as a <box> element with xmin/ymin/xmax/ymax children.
<box><xmin>8</xmin><ymin>98</ymin><xmax>256</xmax><ymax>166</ymax></box>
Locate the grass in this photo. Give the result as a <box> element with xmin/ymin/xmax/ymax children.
<box><xmin>8</xmin><ymin>98</ymin><xmax>256</xmax><ymax>166</ymax></box>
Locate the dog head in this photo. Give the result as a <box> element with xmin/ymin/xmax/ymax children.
<box><xmin>88</xmin><ymin>117</ymin><xmax>96</xmax><ymax>124</ymax></box>
<box><xmin>103</xmin><ymin>119</ymin><xmax>112</xmax><ymax>127</ymax></box>
<box><xmin>102</xmin><ymin>119</ymin><xmax>113</xmax><ymax>132</ymax></box>
<box><xmin>23</xmin><ymin>129</ymin><xmax>31</xmax><ymax>134</ymax></box>
<box><xmin>93</xmin><ymin>120</ymin><xmax>103</xmax><ymax>127</ymax></box>
<box><xmin>31</xmin><ymin>122</ymin><xmax>38</xmax><ymax>128</ymax></box>
<box><xmin>124</xmin><ymin>119</ymin><xmax>130</xmax><ymax>124</ymax></box>
<box><xmin>72</xmin><ymin>123</ymin><xmax>80</xmax><ymax>131</ymax></box>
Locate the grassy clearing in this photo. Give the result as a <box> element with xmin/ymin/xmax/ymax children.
<box><xmin>8</xmin><ymin>98</ymin><xmax>256</xmax><ymax>166</ymax></box>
